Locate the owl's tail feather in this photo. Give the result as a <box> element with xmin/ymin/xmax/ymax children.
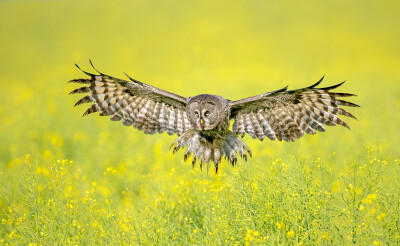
<box><xmin>171</xmin><ymin>130</ymin><xmax>252</xmax><ymax>173</ymax></box>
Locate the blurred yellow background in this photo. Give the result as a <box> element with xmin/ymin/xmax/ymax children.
<box><xmin>0</xmin><ymin>0</ymin><xmax>399</xmax><ymax>244</ymax></box>
<box><xmin>1</xmin><ymin>0</ymin><xmax>399</xmax><ymax>158</ymax></box>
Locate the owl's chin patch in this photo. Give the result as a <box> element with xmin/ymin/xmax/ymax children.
<box><xmin>170</xmin><ymin>129</ymin><xmax>252</xmax><ymax>173</ymax></box>
<box><xmin>193</xmin><ymin>124</ymin><xmax>215</xmax><ymax>131</ymax></box>
<box><xmin>201</xmin><ymin>126</ymin><xmax>216</xmax><ymax>131</ymax></box>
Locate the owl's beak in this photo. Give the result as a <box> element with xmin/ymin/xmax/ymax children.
<box><xmin>200</xmin><ymin>118</ymin><xmax>204</xmax><ymax>127</ymax></box>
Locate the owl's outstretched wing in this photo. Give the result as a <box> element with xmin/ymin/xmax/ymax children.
<box><xmin>69</xmin><ymin>62</ymin><xmax>191</xmax><ymax>136</ymax></box>
<box><xmin>229</xmin><ymin>76</ymin><xmax>359</xmax><ymax>142</ymax></box>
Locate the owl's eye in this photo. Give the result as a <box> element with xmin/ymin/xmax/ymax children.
<box><xmin>204</xmin><ymin>111</ymin><xmax>210</xmax><ymax>117</ymax></box>
<box><xmin>195</xmin><ymin>112</ymin><xmax>199</xmax><ymax>117</ymax></box>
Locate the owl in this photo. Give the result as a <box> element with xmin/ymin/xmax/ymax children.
<box><xmin>69</xmin><ymin>62</ymin><xmax>358</xmax><ymax>173</ymax></box>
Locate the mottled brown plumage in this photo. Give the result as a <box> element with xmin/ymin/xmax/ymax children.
<box><xmin>69</xmin><ymin>62</ymin><xmax>359</xmax><ymax>173</ymax></box>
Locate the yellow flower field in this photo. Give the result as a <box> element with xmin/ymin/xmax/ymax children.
<box><xmin>0</xmin><ymin>0</ymin><xmax>399</xmax><ymax>245</ymax></box>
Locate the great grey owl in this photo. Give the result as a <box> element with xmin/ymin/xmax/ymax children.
<box><xmin>69</xmin><ymin>62</ymin><xmax>358</xmax><ymax>173</ymax></box>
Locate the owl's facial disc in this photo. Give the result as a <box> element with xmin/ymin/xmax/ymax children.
<box><xmin>187</xmin><ymin>96</ymin><xmax>220</xmax><ymax>131</ymax></box>
<box><xmin>200</xmin><ymin>102</ymin><xmax>218</xmax><ymax>130</ymax></box>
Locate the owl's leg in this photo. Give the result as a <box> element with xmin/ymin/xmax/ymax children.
<box><xmin>170</xmin><ymin>129</ymin><xmax>204</xmax><ymax>164</ymax></box>
<box><xmin>211</xmin><ymin>131</ymin><xmax>252</xmax><ymax>172</ymax></box>
<box><xmin>214</xmin><ymin>148</ymin><xmax>222</xmax><ymax>173</ymax></box>
<box><xmin>219</xmin><ymin>131</ymin><xmax>252</xmax><ymax>166</ymax></box>
<box><xmin>170</xmin><ymin>129</ymin><xmax>252</xmax><ymax>173</ymax></box>
<box><xmin>210</xmin><ymin>140</ymin><xmax>222</xmax><ymax>173</ymax></box>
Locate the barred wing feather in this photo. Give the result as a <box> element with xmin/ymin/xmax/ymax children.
<box><xmin>69</xmin><ymin>64</ymin><xmax>191</xmax><ymax>136</ymax></box>
<box><xmin>230</xmin><ymin>76</ymin><xmax>358</xmax><ymax>142</ymax></box>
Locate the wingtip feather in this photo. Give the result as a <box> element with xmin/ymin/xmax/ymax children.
<box><xmin>124</xmin><ymin>72</ymin><xmax>144</xmax><ymax>85</ymax></box>
<box><xmin>124</xmin><ymin>72</ymin><xmax>135</xmax><ymax>82</ymax></box>
<box><xmin>75</xmin><ymin>63</ymin><xmax>95</xmax><ymax>77</ymax></box>
<box><xmin>89</xmin><ymin>59</ymin><xmax>104</xmax><ymax>75</ymax></box>
<box><xmin>321</xmin><ymin>81</ymin><xmax>346</xmax><ymax>90</ymax></box>
<box><xmin>308</xmin><ymin>75</ymin><xmax>325</xmax><ymax>89</ymax></box>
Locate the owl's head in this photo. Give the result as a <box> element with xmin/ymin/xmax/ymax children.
<box><xmin>187</xmin><ymin>94</ymin><xmax>226</xmax><ymax>131</ymax></box>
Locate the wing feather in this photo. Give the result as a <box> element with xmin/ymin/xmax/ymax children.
<box><xmin>250</xmin><ymin>112</ymin><xmax>264</xmax><ymax>140</ymax></box>
<box><xmin>230</xmin><ymin>77</ymin><xmax>358</xmax><ymax>142</ymax></box>
<box><xmin>143</xmin><ymin>101</ymin><xmax>161</xmax><ymax>134</ymax></box>
<box><xmin>244</xmin><ymin>114</ymin><xmax>256</xmax><ymax>139</ymax></box>
<box><xmin>256</xmin><ymin>111</ymin><xmax>276</xmax><ymax>140</ymax></box>
<box><xmin>69</xmin><ymin>63</ymin><xmax>191</xmax><ymax>136</ymax></box>
<box><xmin>109</xmin><ymin>97</ymin><xmax>137</xmax><ymax>121</ymax></box>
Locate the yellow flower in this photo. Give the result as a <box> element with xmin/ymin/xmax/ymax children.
<box><xmin>276</xmin><ymin>221</ymin><xmax>285</xmax><ymax>229</ymax></box>
<box><xmin>25</xmin><ymin>154</ymin><xmax>31</xmax><ymax>163</ymax></box>
<box><xmin>321</xmin><ymin>231</ymin><xmax>331</xmax><ymax>241</ymax></box>
<box><xmin>362</xmin><ymin>193</ymin><xmax>377</xmax><ymax>204</ymax></box>
<box><xmin>120</xmin><ymin>223</ymin><xmax>129</xmax><ymax>232</ymax></box>
<box><xmin>245</xmin><ymin>229</ymin><xmax>262</xmax><ymax>244</ymax></box>
<box><xmin>377</xmin><ymin>213</ymin><xmax>386</xmax><ymax>221</ymax></box>
<box><xmin>286</xmin><ymin>229</ymin><xmax>295</xmax><ymax>238</ymax></box>
<box><xmin>331</xmin><ymin>181</ymin><xmax>340</xmax><ymax>193</ymax></box>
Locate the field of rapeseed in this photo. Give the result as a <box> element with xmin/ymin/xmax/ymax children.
<box><xmin>0</xmin><ymin>0</ymin><xmax>399</xmax><ymax>245</ymax></box>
